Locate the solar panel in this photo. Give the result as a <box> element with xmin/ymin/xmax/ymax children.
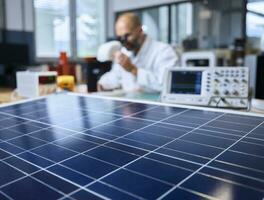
<box><xmin>0</xmin><ymin>93</ymin><xmax>264</xmax><ymax>200</ymax></box>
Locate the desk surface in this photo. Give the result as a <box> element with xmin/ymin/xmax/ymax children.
<box><xmin>0</xmin><ymin>93</ymin><xmax>263</xmax><ymax>200</ymax></box>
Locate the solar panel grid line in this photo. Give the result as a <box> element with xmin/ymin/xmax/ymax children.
<box><xmin>199</xmin><ymin>126</ymin><xmax>245</xmax><ymax>136</ymax></box>
<box><xmin>0</xmin><ymin>94</ymin><xmax>262</xmax><ymax>198</ymax></box>
<box><xmin>203</xmin><ymin>165</ymin><xmax>264</xmax><ymax>188</ymax></box>
<box><xmin>213</xmin><ymin>159</ymin><xmax>264</xmax><ymax>175</ymax></box>
<box><xmin>151</xmin><ymin>151</ymin><xmax>204</xmax><ymax>168</ymax></box>
<box><xmin>0</xmin><ymin>105</ymin><xmax>158</xmax><ymax>155</ymax></box>
<box><xmin>229</xmin><ymin>149</ymin><xmax>264</xmax><ymax>160</ymax></box>
<box><xmin>194</xmin><ymin>128</ymin><xmax>242</xmax><ymax>138</ymax></box>
<box><xmin>0</xmin><ymin>101</ymin><xmax>159</xmax><ymax>134</ymax></box>
<box><xmin>188</xmin><ymin>131</ymin><xmax>238</xmax><ymax>142</ymax></box>
<box><xmin>241</xmin><ymin>138</ymin><xmax>264</xmax><ymax>146</ymax></box>
<box><xmin>63</xmin><ymin>112</ymin><xmax>226</xmax><ymax>199</ymax></box>
<box><xmin>74</xmin><ymin>93</ymin><xmax>264</xmax><ymax>117</ymax></box>
<box><xmin>0</xmin><ymin>147</ymin><xmax>111</xmax><ymax>200</ymax></box>
<box><xmin>177</xmin><ymin>186</ymin><xmax>219</xmax><ymax>200</ymax></box>
<box><xmin>128</xmin><ymin>114</ymin><xmax>259</xmax><ymax>135</ymax></box>
<box><xmin>84</xmin><ymin>181</ymin><xmax>146</xmax><ymax>200</ymax></box>
<box><xmin>0</xmin><ymin>120</ymin><xmax>28</xmax><ymax>131</ymax></box>
<box><xmin>0</xmin><ymin>160</ymin><xmax>72</xmax><ymax>199</ymax></box>
<box><xmin>161</xmin><ymin>146</ymin><xmax>216</xmax><ymax>160</ymax></box>
<box><xmin>176</xmin><ymin>138</ymin><xmax>226</xmax><ymax>150</ymax></box>
<box><xmin>0</xmin><ymin>190</ymin><xmax>12</xmax><ymax>200</ymax></box>
<box><xmin>56</xmin><ymin>108</ymin><xmax>193</xmax><ymax>199</ymax></box>
<box><xmin>142</xmin><ymin>156</ymin><xmax>195</xmax><ymax>173</ymax></box>
<box><xmin>196</xmin><ymin>170</ymin><xmax>264</xmax><ymax>193</ymax></box>
<box><xmin>157</xmin><ymin>120</ymin><xmax>264</xmax><ymax>199</ymax></box>
<box><xmin>0</xmin><ymin>97</ymin><xmax>186</xmax><ymax>200</ymax></box>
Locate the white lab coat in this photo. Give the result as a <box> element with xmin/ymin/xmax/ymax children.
<box><xmin>98</xmin><ymin>36</ymin><xmax>178</xmax><ymax>92</ymax></box>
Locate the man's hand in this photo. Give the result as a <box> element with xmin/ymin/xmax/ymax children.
<box><xmin>115</xmin><ymin>52</ymin><xmax>137</xmax><ymax>76</ymax></box>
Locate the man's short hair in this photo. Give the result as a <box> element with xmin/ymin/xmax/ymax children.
<box><xmin>116</xmin><ymin>12</ymin><xmax>142</xmax><ymax>29</ymax></box>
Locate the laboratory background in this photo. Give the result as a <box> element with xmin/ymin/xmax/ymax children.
<box><xmin>0</xmin><ymin>0</ymin><xmax>264</xmax><ymax>200</ymax></box>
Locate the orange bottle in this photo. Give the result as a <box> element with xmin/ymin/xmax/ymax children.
<box><xmin>59</xmin><ymin>52</ymin><xmax>70</xmax><ymax>75</ymax></box>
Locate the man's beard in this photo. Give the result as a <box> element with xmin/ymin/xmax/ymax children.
<box><xmin>124</xmin><ymin>39</ymin><xmax>141</xmax><ymax>52</ymax></box>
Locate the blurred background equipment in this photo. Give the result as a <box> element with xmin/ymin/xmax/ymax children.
<box><xmin>162</xmin><ymin>67</ymin><xmax>249</xmax><ymax>109</ymax></box>
<box><xmin>57</xmin><ymin>75</ymin><xmax>75</xmax><ymax>91</ymax></box>
<box><xmin>181</xmin><ymin>51</ymin><xmax>216</xmax><ymax>67</ymax></box>
<box><xmin>16</xmin><ymin>71</ymin><xmax>57</xmax><ymax>98</ymax></box>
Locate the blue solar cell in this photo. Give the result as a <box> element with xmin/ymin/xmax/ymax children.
<box><xmin>109</xmin><ymin>118</ymin><xmax>151</xmax><ymax>130</ymax></box>
<box><xmin>53</xmin><ymin>136</ymin><xmax>98</xmax><ymax>153</ymax></box>
<box><xmin>146</xmin><ymin>153</ymin><xmax>201</xmax><ymax>171</ymax></box>
<box><xmin>164</xmin><ymin>139</ymin><xmax>223</xmax><ymax>159</ymax></box>
<box><xmin>163</xmin><ymin>188</ymin><xmax>207</xmax><ymax>200</ymax></box>
<box><xmin>88</xmin><ymin>182</ymin><xmax>138</xmax><ymax>200</ymax></box>
<box><xmin>9</xmin><ymin>136</ymin><xmax>47</xmax><ymax>150</ymax></box>
<box><xmin>216</xmin><ymin>151</ymin><xmax>264</xmax><ymax>172</ymax></box>
<box><xmin>85</xmin><ymin>146</ymin><xmax>139</xmax><ymax>166</ymax></box>
<box><xmin>8</xmin><ymin>123</ymin><xmax>44</xmax><ymax>134</ymax></box>
<box><xmin>4</xmin><ymin>156</ymin><xmax>40</xmax><ymax>174</ymax></box>
<box><xmin>73</xmin><ymin>133</ymin><xmax>108</xmax><ymax>145</ymax></box>
<box><xmin>124</xmin><ymin>131</ymin><xmax>173</xmax><ymax>146</ymax></box>
<box><xmin>0</xmin><ymin>192</ymin><xmax>10</xmax><ymax>200</ymax></box>
<box><xmin>29</xmin><ymin>127</ymin><xmax>75</xmax><ymax>142</ymax></box>
<box><xmin>102</xmin><ymin>169</ymin><xmax>172</xmax><ymax>199</ymax></box>
<box><xmin>1</xmin><ymin>177</ymin><xmax>62</xmax><ymax>200</ymax></box>
<box><xmin>105</xmin><ymin>142</ymin><xmax>149</xmax><ymax>156</ymax></box>
<box><xmin>0</xmin><ymin>142</ymin><xmax>24</xmax><ymax>154</ymax></box>
<box><xmin>32</xmin><ymin>171</ymin><xmax>78</xmax><ymax>194</ymax></box>
<box><xmin>182</xmin><ymin>174</ymin><xmax>264</xmax><ymax>200</ymax></box>
<box><xmin>181</xmin><ymin>132</ymin><xmax>236</xmax><ymax>148</ymax></box>
<box><xmin>140</xmin><ymin>123</ymin><xmax>191</xmax><ymax>139</ymax></box>
<box><xmin>126</xmin><ymin>158</ymin><xmax>192</xmax><ymax>185</ymax></box>
<box><xmin>48</xmin><ymin>165</ymin><xmax>93</xmax><ymax>186</ymax></box>
<box><xmin>61</xmin><ymin>155</ymin><xmax>117</xmax><ymax>179</ymax></box>
<box><xmin>0</xmin><ymin>149</ymin><xmax>11</xmax><ymax>159</ymax></box>
<box><xmin>230</xmin><ymin>141</ymin><xmax>264</xmax><ymax>157</ymax></box>
<box><xmin>195</xmin><ymin>128</ymin><xmax>241</xmax><ymax>140</ymax></box>
<box><xmin>209</xmin><ymin>160</ymin><xmax>264</xmax><ymax>181</ymax></box>
<box><xmin>83</xmin><ymin>129</ymin><xmax>118</xmax><ymax>140</ymax></box>
<box><xmin>0</xmin><ymin>161</ymin><xmax>24</xmax><ymax>186</ymax></box>
<box><xmin>200</xmin><ymin>167</ymin><xmax>264</xmax><ymax>191</ymax></box>
<box><xmin>218</xmin><ymin>114</ymin><xmax>263</xmax><ymax>126</ymax></box>
<box><xmin>242</xmin><ymin>137</ymin><xmax>264</xmax><ymax>146</ymax></box>
<box><xmin>116</xmin><ymin>137</ymin><xmax>157</xmax><ymax>151</ymax></box>
<box><xmin>0</xmin><ymin>128</ymin><xmax>29</xmax><ymax>140</ymax></box>
<box><xmin>70</xmin><ymin>189</ymin><xmax>105</xmax><ymax>200</ymax></box>
<box><xmin>156</xmin><ymin>148</ymin><xmax>210</xmax><ymax>164</ymax></box>
<box><xmin>207</xmin><ymin>120</ymin><xmax>256</xmax><ymax>133</ymax></box>
<box><xmin>31</xmin><ymin>144</ymin><xmax>77</xmax><ymax>162</ymax></box>
<box><xmin>18</xmin><ymin>152</ymin><xmax>54</xmax><ymax>168</ymax></box>
<box><xmin>91</xmin><ymin>124</ymin><xmax>133</xmax><ymax>137</ymax></box>
<box><xmin>130</xmin><ymin>106</ymin><xmax>186</xmax><ymax>121</ymax></box>
<box><xmin>112</xmin><ymin>103</ymin><xmax>154</xmax><ymax>116</ymax></box>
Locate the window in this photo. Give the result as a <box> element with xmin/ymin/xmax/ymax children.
<box><xmin>76</xmin><ymin>0</ymin><xmax>105</xmax><ymax>57</ymax></box>
<box><xmin>117</xmin><ymin>0</ymin><xmax>245</xmax><ymax>49</ymax></box>
<box><xmin>246</xmin><ymin>0</ymin><xmax>264</xmax><ymax>50</ymax></box>
<box><xmin>171</xmin><ymin>3</ymin><xmax>193</xmax><ymax>45</ymax></box>
<box><xmin>34</xmin><ymin>0</ymin><xmax>105</xmax><ymax>59</ymax></box>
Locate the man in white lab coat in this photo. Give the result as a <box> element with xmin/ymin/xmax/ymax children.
<box><xmin>98</xmin><ymin>13</ymin><xmax>178</xmax><ymax>93</ymax></box>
